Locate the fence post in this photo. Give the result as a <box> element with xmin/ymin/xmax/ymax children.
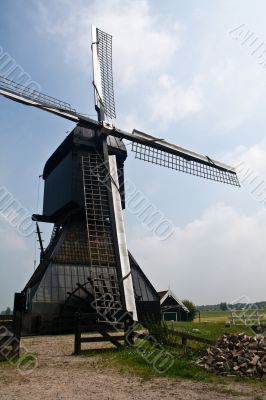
<box><xmin>13</xmin><ymin>311</ymin><xmax>22</xmax><ymax>357</ymax></box>
<box><xmin>74</xmin><ymin>312</ymin><xmax>81</xmax><ymax>355</ymax></box>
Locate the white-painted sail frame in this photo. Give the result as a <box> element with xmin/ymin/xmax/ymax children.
<box><xmin>109</xmin><ymin>155</ymin><xmax>138</xmax><ymax>321</ymax></box>
<box><xmin>91</xmin><ymin>24</ymin><xmax>103</xmax><ymax>114</ymax></box>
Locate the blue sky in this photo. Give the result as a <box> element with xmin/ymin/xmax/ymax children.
<box><xmin>1</xmin><ymin>0</ymin><xmax>266</xmax><ymax>309</ymax></box>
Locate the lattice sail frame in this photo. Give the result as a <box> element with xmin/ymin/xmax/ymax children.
<box><xmin>91</xmin><ymin>25</ymin><xmax>116</xmax><ymax>120</ymax></box>
<box><xmin>97</xmin><ymin>28</ymin><xmax>116</xmax><ymax>119</ymax></box>
<box><xmin>0</xmin><ymin>32</ymin><xmax>239</xmax><ymax>188</ymax></box>
<box><xmin>0</xmin><ymin>76</ymin><xmax>76</xmax><ymax>113</ymax></box>
<box><xmin>131</xmin><ymin>142</ymin><xmax>240</xmax><ymax>186</ymax></box>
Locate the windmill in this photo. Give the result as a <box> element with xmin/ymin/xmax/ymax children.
<box><xmin>0</xmin><ymin>26</ymin><xmax>239</xmax><ymax>335</ymax></box>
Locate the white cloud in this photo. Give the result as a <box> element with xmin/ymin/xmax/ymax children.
<box><xmin>127</xmin><ymin>203</ymin><xmax>266</xmax><ymax>305</ymax></box>
<box><xmin>221</xmin><ymin>140</ymin><xmax>266</xmax><ymax>209</ymax></box>
<box><xmin>33</xmin><ymin>0</ymin><xmax>182</xmax><ymax>87</ymax></box>
<box><xmin>31</xmin><ymin>0</ymin><xmax>266</xmax><ymax>132</ymax></box>
<box><xmin>234</xmin><ymin>142</ymin><xmax>266</xmax><ymax>178</ymax></box>
<box><xmin>0</xmin><ymin>219</ymin><xmax>28</xmax><ymax>251</ymax></box>
<box><xmin>0</xmin><ymin>219</ymin><xmax>33</xmax><ymax>308</ymax></box>
<box><xmin>223</xmin><ymin>139</ymin><xmax>266</xmax><ymax>188</ymax></box>
<box><xmin>31</xmin><ymin>0</ymin><xmax>201</xmax><ymax>131</ymax></box>
<box><xmin>147</xmin><ymin>74</ymin><xmax>204</xmax><ymax>129</ymax></box>
<box><xmin>203</xmin><ymin>59</ymin><xmax>266</xmax><ymax>132</ymax></box>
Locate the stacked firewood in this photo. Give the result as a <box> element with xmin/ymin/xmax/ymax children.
<box><xmin>197</xmin><ymin>333</ymin><xmax>266</xmax><ymax>377</ymax></box>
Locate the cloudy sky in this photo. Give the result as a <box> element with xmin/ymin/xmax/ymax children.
<box><xmin>1</xmin><ymin>0</ymin><xmax>266</xmax><ymax>309</ymax></box>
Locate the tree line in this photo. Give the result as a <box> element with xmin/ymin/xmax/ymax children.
<box><xmin>0</xmin><ymin>307</ymin><xmax>12</xmax><ymax>315</ymax></box>
<box><xmin>198</xmin><ymin>301</ymin><xmax>266</xmax><ymax>311</ymax></box>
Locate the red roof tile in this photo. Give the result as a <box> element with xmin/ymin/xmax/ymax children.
<box><xmin>157</xmin><ymin>290</ymin><xmax>168</xmax><ymax>300</ymax></box>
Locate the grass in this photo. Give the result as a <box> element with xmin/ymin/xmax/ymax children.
<box><xmin>198</xmin><ymin>310</ymin><xmax>230</xmax><ymax>323</ymax></box>
<box><xmin>166</xmin><ymin>321</ymin><xmax>254</xmax><ymax>343</ymax></box>
<box><xmin>97</xmin><ymin>318</ymin><xmax>266</xmax><ymax>389</ymax></box>
<box><xmin>197</xmin><ymin>309</ymin><xmax>266</xmax><ymax>324</ymax></box>
<box><xmin>101</xmin><ymin>341</ymin><xmax>218</xmax><ymax>381</ymax></box>
<box><xmin>0</xmin><ymin>350</ymin><xmax>38</xmax><ymax>370</ymax></box>
<box><xmin>101</xmin><ymin>340</ymin><xmax>266</xmax><ymax>389</ymax></box>
<box><xmin>142</xmin><ymin>319</ymin><xmax>254</xmax><ymax>353</ymax></box>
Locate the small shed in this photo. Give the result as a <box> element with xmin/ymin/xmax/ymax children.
<box><xmin>158</xmin><ymin>290</ymin><xmax>189</xmax><ymax>321</ymax></box>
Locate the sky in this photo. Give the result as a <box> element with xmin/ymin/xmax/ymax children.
<box><xmin>0</xmin><ymin>0</ymin><xmax>266</xmax><ymax>309</ymax></box>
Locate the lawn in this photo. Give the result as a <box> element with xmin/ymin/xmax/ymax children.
<box><xmin>102</xmin><ymin>343</ymin><xmax>220</xmax><ymax>382</ymax></box>
<box><xmin>102</xmin><ymin>335</ymin><xmax>266</xmax><ymax>389</ymax></box>
<box><xmin>166</xmin><ymin>321</ymin><xmax>254</xmax><ymax>342</ymax></box>
<box><xmin>100</xmin><ymin>318</ymin><xmax>266</xmax><ymax>389</ymax></box>
<box><xmin>198</xmin><ymin>310</ymin><xmax>230</xmax><ymax>323</ymax></box>
<box><xmin>197</xmin><ymin>309</ymin><xmax>266</xmax><ymax>324</ymax></box>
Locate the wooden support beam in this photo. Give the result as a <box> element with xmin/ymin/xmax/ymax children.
<box><xmin>74</xmin><ymin>312</ymin><xmax>127</xmax><ymax>353</ymax></box>
<box><xmin>80</xmin><ymin>335</ymin><xmax>124</xmax><ymax>343</ymax></box>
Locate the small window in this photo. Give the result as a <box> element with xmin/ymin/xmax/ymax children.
<box><xmin>163</xmin><ymin>312</ymin><xmax>177</xmax><ymax>321</ymax></box>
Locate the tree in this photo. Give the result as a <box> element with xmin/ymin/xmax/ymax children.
<box><xmin>220</xmin><ymin>302</ymin><xmax>227</xmax><ymax>311</ymax></box>
<box><xmin>1</xmin><ymin>307</ymin><xmax>12</xmax><ymax>315</ymax></box>
<box><xmin>5</xmin><ymin>307</ymin><xmax>12</xmax><ymax>315</ymax></box>
<box><xmin>182</xmin><ymin>299</ymin><xmax>197</xmax><ymax>321</ymax></box>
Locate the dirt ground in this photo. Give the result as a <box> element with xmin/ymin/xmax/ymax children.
<box><xmin>0</xmin><ymin>335</ymin><xmax>265</xmax><ymax>400</ymax></box>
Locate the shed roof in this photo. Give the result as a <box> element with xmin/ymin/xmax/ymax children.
<box><xmin>157</xmin><ymin>290</ymin><xmax>168</xmax><ymax>300</ymax></box>
<box><xmin>158</xmin><ymin>290</ymin><xmax>189</xmax><ymax>313</ymax></box>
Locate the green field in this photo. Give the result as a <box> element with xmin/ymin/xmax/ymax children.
<box><xmin>195</xmin><ymin>309</ymin><xmax>266</xmax><ymax>324</ymax></box>
<box><xmin>102</xmin><ymin>321</ymin><xmax>265</xmax><ymax>388</ymax></box>
<box><xmin>166</xmin><ymin>321</ymin><xmax>254</xmax><ymax>342</ymax></box>
<box><xmin>101</xmin><ymin>313</ymin><xmax>266</xmax><ymax>386</ymax></box>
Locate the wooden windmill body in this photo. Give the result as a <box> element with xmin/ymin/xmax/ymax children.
<box><xmin>0</xmin><ymin>26</ymin><xmax>239</xmax><ymax>335</ymax></box>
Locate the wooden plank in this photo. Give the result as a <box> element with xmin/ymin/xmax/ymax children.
<box><xmin>74</xmin><ymin>313</ymin><xmax>81</xmax><ymax>355</ymax></box>
<box><xmin>98</xmin><ymin>331</ymin><xmax>123</xmax><ymax>348</ymax></box>
<box><xmin>133</xmin><ymin>330</ymin><xmax>214</xmax><ymax>346</ymax></box>
<box><xmin>74</xmin><ymin>312</ymin><xmax>126</xmax><ymax>353</ymax></box>
<box><xmin>98</xmin><ymin>331</ymin><xmax>123</xmax><ymax>349</ymax></box>
<box><xmin>80</xmin><ymin>335</ymin><xmax>125</xmax><ymax>343</ymax></box>
<box><xmin>77</xmin><ymin>323</ymin><xmax>122</xmax><ymax>332</ymax></box>
<box><xmin>13</xmin><ymin>312</ymin><xmax>22</xmax><ymax>341</ymax></box>
<box><xmin>168</xmin><ymin>329</ymin><xmax>215</xmax><ymax>345</ymax></box>
<box><xmin>75</xmin><ymin>313</ymin><xmax>99</xmax><ymax>320</ymax></box>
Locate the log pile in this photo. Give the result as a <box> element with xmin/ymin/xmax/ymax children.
<box><xmin>197</xmin><ymin>333</ymin><xmax>266</xmax><ymax>377</ymax></box>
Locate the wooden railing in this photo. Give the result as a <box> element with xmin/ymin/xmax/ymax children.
<box><xmin>168</xmin><ymin>329</ymin><xmax>215</xmax><ymax>346</ymax></box>
<box><xmin>133</xmin><ymin>328</ymin><xmax>215</xmax><ymax>347</ymax></box>
<box><xmin>74</xmin><ymin>312</ymin><xmax>133</xmax><ymax>355</ymax></box>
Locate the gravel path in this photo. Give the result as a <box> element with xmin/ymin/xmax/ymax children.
<box><xmin>0</xmin><ymin>335</ymin><xmax>265</xmax><ymax>400</ymax></box>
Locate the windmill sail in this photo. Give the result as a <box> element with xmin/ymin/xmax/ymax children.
<box><xmin>130</xmin><ymin>129</ymin><xmax>239</xmax><ymax>186</ymax></box>
<box><xmin>0</xmin><ymin>76</ymin><xmax>80</xmax><ymax>123</ymax></box>
<box><xmin>0</xmin><ymin>73</ymin><xmax>239</xmax><ymax>186</ymax></box>
<box><xmin>91</xmin><ymin>25</ymin><xmax>116</xmax><ymax>120</ymax></box>
<box><xmin>0</xmin><ymin>75</ymin><xmax>239</xmax><ymax>186</ymax></box>
<box><xmin>108</xmin><ymin>128</ymin><xmax>240</xmax><ymax>186</ymax></box>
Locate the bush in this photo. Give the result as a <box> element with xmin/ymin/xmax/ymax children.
<box><xmin>146</xmin><ymin>320</ymin><xmax>179</xmax><ymax>346</ymax></box>
<box><xmin>182</xmin><ymin>299</ymin><xmax>197</xmax><ymax>321</ymax></box>
<box><xmin>219</xmin><ymin>302</ymin><xmax>227</xmax><ymax>311</ymax></box>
